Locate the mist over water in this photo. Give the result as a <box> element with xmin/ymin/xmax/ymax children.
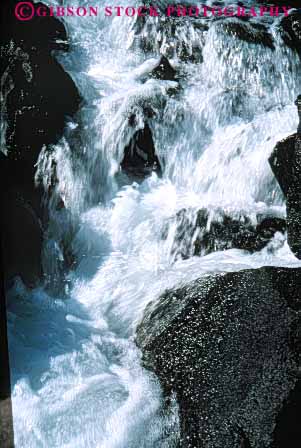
<box><xmin>7</xmin><ymin>1</ymin><xmax>301</xmax><ymax>446</ymax></box>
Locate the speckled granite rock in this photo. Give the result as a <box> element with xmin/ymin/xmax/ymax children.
<box><xmin>163</xmin><ymin>208</ymin><xmax>286</xmax><ymax>260</ymax></box>
<box><xmin>136</xmin><ymin>267</ymin><xmax>301</xmax><ymax>448</ymax></box>
<box><xmin>269</xmin><ymin>134</ymin><xmax>301</xmax><ymax>259</ymax></box>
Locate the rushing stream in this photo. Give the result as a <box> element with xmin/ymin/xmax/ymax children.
<box><xmin>6</xmin><ymin>1</ymin><xmax>301</xmax><ymax>447</ymax></box>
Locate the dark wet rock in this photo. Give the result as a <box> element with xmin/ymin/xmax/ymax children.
<box><xmin>130</xmin><ymin>12</ymin><xmax>206</xmax><ymax>63</ymax></box>
<box><xmin>150</xmin><ymin>56</ymin><xmax>177</xmax><ymax>81</ymax></box>
<box><xmin>286</xmin><ymin>138</ymin><xmax>301</xmax><ymax>260</ymax></box>
<box><xmin>268</xmin><ymin>134</ymin><xmax>296</xmax><ymax>197</ymax></box>
<box><xmin>1</xmin><ymin>190</ymin><xmax>43</xmax><ymax>288</ymax></box>
<box><xmin>257</xmin><ymin>0</ymin><xmax>300</xmax><ymax>8</ymax></box>
<box><xmin>1</xmin><ymin>1</ymin><xmax>69</xmax><ymax>52</ymax></box>
<box><xmin>138</xmin><ymin>56</ymin><xmax>180</xmax><ymax>96</ymax></box>
<box><xmin>221</xmin><ymin>20</ymin><xmax>275</xmax><ymax>50</ymax></box>
<box><xmin>1</xmin><ymin>0</ymin><xmax>80</xmax><ymax>172</ymax></box>
<box><xmin>279</xmin><ymin>11</ymin><xmax>301</xmax><ymax>55</ymax></box>
<box><xmin>2</xmin><ymin>48</ymin><xmax>80</xmax><ymax>168</ymax></box>
<box><xmin>164</xmin><ymin>208</ymin><xmax>286</xmax><ymax>260</ymax></box>
<box><xmin>0</xmin><ymin>1</ymin><xmax>80</xmax><ymax>286</ymax></box>
<box><xmin>269</xmin><ymin>132</ymin><xmax>301</xmax><ymax>259</ymax></box>
<box><xmin>136</xmin><ymin>266</ymin><xmax>301</xmax><ymax>448</ymax></box>
<box><xmin>272</xmin><ymin>381</ymin><xmax>301</xmax><ymax>448</ymax></box>
<box><xmin>121</xmin><ymin>122</ymin><xmax>162</xmax><ymax>179</ymax></box>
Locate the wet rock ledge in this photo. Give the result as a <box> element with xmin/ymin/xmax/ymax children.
<box><xmin>164</xmin><ymin>208</ymin><xmax>286</xmax><ymax>261</ymax></box>
<box><xmin>136</xmin><ymin>267</ymin><xmax>301</xmax><ymax>448</ymax></box>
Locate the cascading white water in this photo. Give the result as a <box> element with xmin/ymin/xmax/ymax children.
<box><xmin>6</xmin><ymin>2</ymin><xmax>301</xmax><ymax>447</ymax></box>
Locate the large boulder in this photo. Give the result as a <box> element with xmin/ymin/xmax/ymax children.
<box><xmin>136</xmin><ymin>267</ymin><xmax>301</xmax><ymax>448</ymax></box>
<box><xmin>1</xmin><ymin>189</ymin><xmax>43</xmax><ymax>288</ymax></box>
<box><xmin>0</xmin><ymin>0</ymin><xmax>80</xmax><ymax>286</ymax></box>
<box><xmin>269</xmin><ymin>133</ymin><xmax>301</xmax><ymax>259</ymax></box>
<box><xmin>163</xmin><ymin>208</ymin><xmax>286</xmax><ymax>260</ymax></box>
<box><xmin>1</xmin><ymin>1</ymin><xmax>80</xmax><ymax>170</ymax></box>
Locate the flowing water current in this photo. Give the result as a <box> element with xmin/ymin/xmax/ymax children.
<box><xmin>6</xmin><ymin>1</ymin><xmax>301</xmax><ymax>446</ymax></box>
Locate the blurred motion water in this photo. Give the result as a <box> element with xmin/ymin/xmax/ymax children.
<box><xmin>6</xmin><ymin>1</ymin><xmax>301</xmax><ymax>446</ymax></box>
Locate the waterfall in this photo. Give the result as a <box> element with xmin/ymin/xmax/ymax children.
<box><xmin>6</xmin><ymin>1</ymin><xmax>301</xmax><ymax>447</ymax></box>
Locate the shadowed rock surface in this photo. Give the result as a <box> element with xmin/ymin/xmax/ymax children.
<box><xmin>0</xmin><ymin>1</ymin><xmax>80</xmax><ymax>286</ymax></box>
<box><xmin>136</xmin><ymin>267</ymin><xmax>301</xmax><ymax>448</ymax></box>
<box><xmin>258</xmin><ymin>0</ymin><xmax>300</xmax><ymax>6</ymax></box>
<box><xmin>271</xmin><ymin>381</ymin><xmax>301</xmax><ymax>448</ymax></box>
<box><xmin>121</xmin><ymin>122</ymin><xmax>162</xmax><ymax>179</ymax></box>
<box><xmin>164</xmin><ymin>208</ymin><xmax>286</xmax><ymax>260</ymax></box>
<box><xmin>280</xmin><ymin>11</ymin><xmax>301</xmax><ymax>56</ymax></box>
<box><xmin>221</xmin><ymin>20</ymin><xmax>275</xmax><ymax>50</ymax></box>
<box><xmin>269</xmin><ymin>134</ymin><xmax>301</xmax><ymax>259</ymax></box>
<box><xmin>1</xmin><ymin>1</ymin><xmax>80</xmax><ymax>163</ymax></box>
<box><xmin>150</xmin><ymin>56</ymin><xmax>177</xmax><ymax>81</ymax></box>
<box><xmin>269</xmin><ymin>134</ymin><xmax>297</xmax><ymax>197</ymax></box>
<box><xmin>1</xmin><ymin>190</ymin><xmax>43</xmax><ymax>287</ymax></box>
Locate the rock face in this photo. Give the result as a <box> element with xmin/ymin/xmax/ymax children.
<box><xmin>136</xmin><ymin>267</ymin><xmax>301</xmax><ymax>448</ymax></box>
<box><xmin>269</xmin><ymin>134</ymin><xmax>301</xmax><ymax>259</ymax></box>
<box><xmin>0</xmin><ymin>1</ymin><xmax>80</xmax><ymax>286</ymax></box>
<box><xmin>150</xmin><ymin>56</ymin><xmax>177</xmax><ymax>81</ymax></box>
<box><xmin>1</xmin><ymin>1</ymin><xmax>80</xmax><ymax>163</ymax></box>
<box><xmin>221</xmin><ymin>21</ymin><xmax>274</xmax><ymax>50</ymax></box>
<box><xmin>164</xmin><ymin>208</ymin><xmax>286</xmax><ymax>260</ymax></box>
<box><xmin>121</xmin><ymin>122</ymin><xmax>162</xmax><ymax>179</ymax></box>
<box><xmin>1</xmin><ymin>190</ymin><xmax>43</xmax><ymax>287</ymax></box>
<box><xmin>280</xmin><ymin>11</ymin><xmax>301</xmax><ymax>56</ymax></box>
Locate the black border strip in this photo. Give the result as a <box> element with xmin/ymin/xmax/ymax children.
<box><xmin>0</xmin><ymin>0</ymin><xmax>15</xmax><ymax>444</ymax></box>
